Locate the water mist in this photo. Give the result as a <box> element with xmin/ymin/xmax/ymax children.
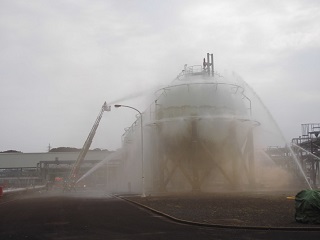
<box><xmin>80</xmin><ymin>58</ymin><xmax>307</xmax><ymax>194</ymax></box>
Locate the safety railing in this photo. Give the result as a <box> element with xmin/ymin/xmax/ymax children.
<box><xmin>120</xmin><ymin>80</ymin><xmax>253</xmax><ymax>145</ymax></box>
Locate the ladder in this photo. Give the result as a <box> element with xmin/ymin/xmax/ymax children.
<box><xmin>64</xmin><ymin>102</ymin><xmax>111</xmax><ymax>191</ymax></box>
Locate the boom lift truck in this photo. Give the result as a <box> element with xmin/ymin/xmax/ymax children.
<box><xmin>63</xmin><ymin>102</ymin><xmax>111</xmax><ymax>192</ymax></box>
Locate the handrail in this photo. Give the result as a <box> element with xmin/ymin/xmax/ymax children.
<box><xmin>176</xmin><ymin>65</ymin><xmax>206</xmax><ymax>80</ymax></box>
<box><xmin>120</xmin><ymin>79</ymin><xmax>254</xmax><ymax>145</ymax></box>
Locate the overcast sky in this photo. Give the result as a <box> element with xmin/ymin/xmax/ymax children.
<box><xmin>1</xmin><ymin>0</ymin><xmax>319</xmax><ymax>153</ymax></box>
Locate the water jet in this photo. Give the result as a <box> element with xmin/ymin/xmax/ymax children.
<box><xmin>81</xmin><ymin>54</ymin><xmax>314</xmax><ymax>194</ymax></box>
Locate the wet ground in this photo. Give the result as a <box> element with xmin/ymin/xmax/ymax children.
<box><xmin>0</xmin><ymin>190</ymin><xmax>319</xmax><ymax>240</ymax></box>
<box><xmin>126</xmin><ymin>189</ymin><xmax>320</xmax><ymax>228</ymax></box>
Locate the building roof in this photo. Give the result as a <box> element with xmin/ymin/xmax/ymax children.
<box><xmin>0</xmin><ymin>150</ymin><xmax>111</xmax><ymax>168</ymax></box>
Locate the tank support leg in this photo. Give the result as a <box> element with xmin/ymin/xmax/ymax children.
<box><xmin>191</xmin><ymin>120</ymin><xmax>201</xmax><ymax>191</ymax></box>
<box><xmin>247</xmin><ymin>129</ymin><xmax>256</xmax><ymax>187</ymax></box>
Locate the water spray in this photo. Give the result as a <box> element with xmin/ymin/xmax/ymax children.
<box><xmin>292</xmin><ymin>142</ymin><xmax>320</xmax><ymax>162</ymax></box>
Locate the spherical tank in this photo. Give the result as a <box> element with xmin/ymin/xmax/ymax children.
<box><xmin>154</xmin><ymin>72</ymin><xmax>252</xmax><ymax>155</ymax></box>
<box><xmin>148</xmin><ymin>67</ymin><xmax>257</xmax><ymax>191</ymax></box>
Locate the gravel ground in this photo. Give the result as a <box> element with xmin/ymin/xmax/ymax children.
<box><xmin>126</xmin><ymin>190</ymin><xmax>320</xmax><ymax>228</ymax></box>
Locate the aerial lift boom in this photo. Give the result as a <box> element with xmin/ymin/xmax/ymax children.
<box><xmin>65</xmin><ymin>102</ymin><xmax>111</xmax><ymax>190</ymax></box>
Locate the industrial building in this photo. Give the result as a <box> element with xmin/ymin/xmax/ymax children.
<box><xmin>266</xmin><ymin>123</ymin><xmax>320</xmax><ymax>188</ymax></box>
<box><xmin>0</xmin><ymin>150</ymin><xmax>111</xmax><ymax>188</ymax></box>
